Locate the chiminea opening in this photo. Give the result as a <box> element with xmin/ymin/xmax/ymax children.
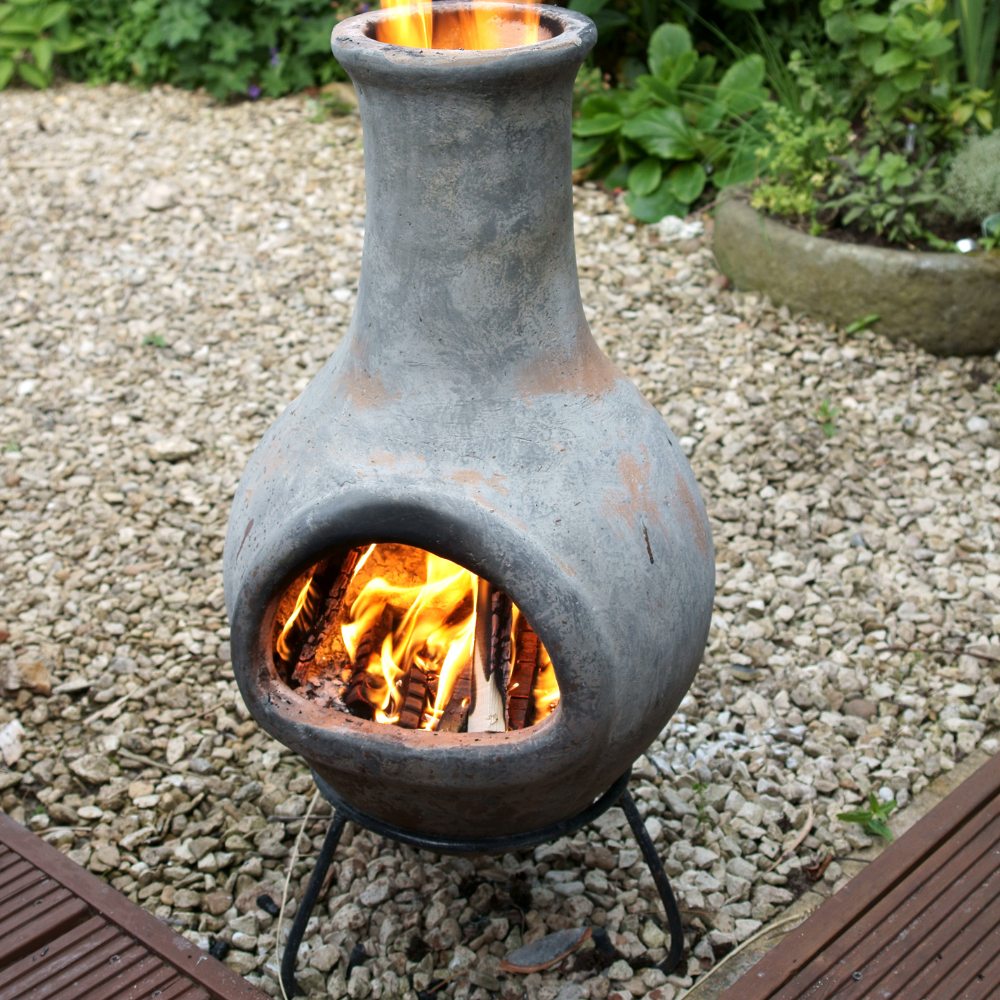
<box><xmin>368</xmin><ymin>2</ymin><xmax>558</xmax><ymax>49</ymax></box>
<box><xmin>273</xmin><ymin>544</ymin><xmax>558</xmax><ymax>733</ymax></box>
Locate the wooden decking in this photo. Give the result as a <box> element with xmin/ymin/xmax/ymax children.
<box><xmin>0</xmin><ymin>811</ymin><xmax>267</xmax><ymax>1000</ymax></box>
<box><xmin>719</xmin><ymin>749</ymin><xmax>1000</xmax><ymax>1000</ymax></box>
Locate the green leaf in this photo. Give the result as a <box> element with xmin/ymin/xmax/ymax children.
<box><xmin>874</xmin><ymin>78</ymin><xmax>900</xmax><ymax>111</ymax></box>
<box><xmin>825</xmin><ymin>11</ymin><xmax>857</xmax><ymax>43</ymax></box>
<box><xmin>573</xmin><ymin>112</ymin><xmax>623</xmax><ymax>137</ymax></box>
<box><xmin>591</xmin><ymin>9</ymin><xmax>630</xmax><ymax>33</ymax></box>
<box><xmin>621</xmin><ymin>106</ymin><xmax>698</xmax><ymax>160</ymax></box>
<box><xmin>572</xmin><ymin>136</ymin><xmax>606</xmax><ymax>168</ymax></box>
<box><xmin>648</xmin><ymin>22</ymin><xmax>691</xmax><ymax>78</ymax></box>
<box><xmin>31</xmin><ymin>34</ymin><xmax>52</xmax><ymax>71</ymax></box>
<box><xmin>873</xmin><ymin>47</ymin><xmax>913</xmax><ymax>74</ymax></box>
<box><xmin>38</xmin><ymin>0</ymin><xmax>68</xmax><ymax>28</ymax></box>
<box><xmin>50</xmin><ymin>31</ymin><xmax>85</xmax><ymax>52</ymax></box>
<box><xmin>627</xmin><ymin>178</ymin><xmax>688</xmax><ymax>223</ymax></box>
<box><xmin>0</xmin><ymin>6</ymin><xmax>41</xmax><ymax>32</ymax></box>
<box><xmin>668</xmin><ymin>160</ymin><xmax>706</xmax><ymax>202</ymax></box>
<box><xmin>837</xmin><ymin>809</ymin><xmax>873</xmax><ymax>823</ymax></box>
<box><xmin>658</xmin><ymin>49</ymin><xmax>698</xmax><ymax>89</ymax></box>
<box><xmin>17</xmin><ymin>58</ymin><xmax>49</xmax><ymax>87</ymax></box>
<box><xmin>0</xmin><ymin>56</ymin><xmax>13</xmax><ymax>89</ymax></box>
<box><xmin>605</xmin><ymin>160</ymin><xmax>631</xmax><ymax>189</ymax></box>
<box><xmin>717</xmin><ymin>0</ymin><xmax>764</xmax><ymax>9</ymax></box>
<box><xmin>581</xmin><ymin>93</ymin><xmax>622</xmax><ymax>117</ymax></box>
<box><xmin>628</xmin><ymin>157</ymin><xmax>663</xmax><ymax>196</ymax></box>
<box><xmin>568</xmin><ymin>0</ymin><xmax>609</xmax><ymax>15</ymax></box>
<box><xmin>636</xmin><ymin>75</ymin><xmax>679</xmax><ymax>105</ymax></box>
<box><xmin>853</xmin><ymin>12</ymin><xmax>888</xmax><ymax>32</ymax></box>
<box><xmin>717</xmin><ymin>54</ymin><xmax>768</xmax><ymax>114</ymax></box>
<box><xmin>858</xmin><ymin>37</ymin><xmax>884</xmax><ymax>67</ymax></box>
<box><xmin>715</xmin><ymin>149</ymin><xmax>758</xmax><ymax>188</ymax></box>
<box><xmin>893</xmin><ymin>66</ymin><xmax>925</xmax><ymax>91</ymax></box>
<box><xmin>915</xmin><ymin>35</ymin><xmax>952</xmax><ymax>57</ymax></box>
<box><xmin>845</xmin><ymin>313</ymin><xmax>880</xmax><ymax>333</ymax></box>
<box><xmin>866</xmin><ymin>818</ymin><xmax>894</xmax><ymax>842</ymax></box>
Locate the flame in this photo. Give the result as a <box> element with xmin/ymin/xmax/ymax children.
<box><xmin>343</xmin><ymin>551</ymin><xmax>478</xmax><ymax>727</ymax></box>
<box><xmin>276</xmin><ymin>572</ymin><xmax>316</xmax><ymax>661</ymax></box>
<box><xmin>532</xmin><ymin>645</ymin><xmax>559</xmax><ymax>722</ymax></box>
<box><xmin>375</xmin><ymin>1</ymin><xmax>540</xmax><ymax>50</ymax></box>
<box><xmin>277</xmin><ymin>543</ymin><xmax>560</xmax><ymax>731</ymax></box>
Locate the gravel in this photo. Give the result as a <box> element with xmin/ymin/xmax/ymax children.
<box><xmin>2</xmin><ymin>82</ymin><xmax>1000</xmax><ymax>1000</ymax></box>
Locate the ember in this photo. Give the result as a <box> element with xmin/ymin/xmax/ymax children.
<box><xmin>273</xmin><ymin>544</ymin><xmax>558</xmax><ymax>733</ymax></box>
<box><xmin>374</xmin><ymin>0</ymin><xmax>544</xmax><ymax>50</ymax></box>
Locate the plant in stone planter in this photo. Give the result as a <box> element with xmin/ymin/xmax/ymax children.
<box><xmin>571</xmin><ymin>22</ymin><xmax>771</xmax><ymax>221</ymax></box>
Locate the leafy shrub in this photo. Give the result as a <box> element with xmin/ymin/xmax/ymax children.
<box><xmin>942</xmin><ymin>131</ymin><xmax>1000</xmax><ymax>220</ymax></box>
<box><xmin>572</xmin><ymin>22</ymin><xmax>771</xmax><ymax>221</ymax></box>
<box><xmin>67</xmin><ymin>0</ymin><xmax>351</xmax><ymax>99</ymax></box>
<box><xmin>752</xmin><ymin>106</ymin><xmax>951</xmax><ymax>244</ymax></box>
<box><xmin>750</xmin><ymin>106</ymin><xmax>851</xmax><ymax>226</ymax></box>
<box><xmin>0</xmin><ymin>0</ymin><xmax>85</xmax><ymax>89</ymax></box>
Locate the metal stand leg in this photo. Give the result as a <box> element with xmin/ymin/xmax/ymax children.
<box><xmin>281</xmin><ymin>811</ymin><xmax>347</xmax><ymax>998</ymax></box>
<box><xmin>619</xmin><ymin>790</ymin><xmax>685</xmax><ymax>975</ymax></box>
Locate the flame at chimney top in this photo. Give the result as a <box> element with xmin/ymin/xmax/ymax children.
<box><xmin>374</xmin><ymin>0</ymin><xmax>544</xmax><ymax>50</ymax></box>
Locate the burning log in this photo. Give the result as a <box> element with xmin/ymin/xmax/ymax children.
<box><xmin>344</xmin><ymin>629</ymin><xmax>377</xmax><ymax>719</ymax></box>
<box><xmin>436</xmin><ymin>665</ymin><xmax>471</xmax><ymax>732</ymax></box>
<box><xmin>397</xmin><ymin>663</ymin><xmax>428</xmax><ymax>729</ymax></box>
<box><xmin>290</xmin><ymin>547</ymin><xmax>363</xmax><ymax>685</ymax></box>
<box><xmin>468</xmin><ymin>580</ymin><xmax>512</xmax><ymax>733</ymax></box>
<box><xmin>506</xmin><ymin>623</ymin><xmax>540</xmax><ymax>731</ymax></box>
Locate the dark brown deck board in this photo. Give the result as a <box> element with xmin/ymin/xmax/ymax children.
<box><xmin>719</xmin><ymin>751</ymin><xmax>1000</xmax><ymax>1000</ymax></box>
<box><xmin>0</xmin><ymin>812</ymin><xmax>266</xmax><ymax>1000</ymax></box>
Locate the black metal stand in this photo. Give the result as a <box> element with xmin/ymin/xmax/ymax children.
<box><xmin>280</xmin><ymin>770</ymin><xmax>684</xmax><ymax>998</ymax></box>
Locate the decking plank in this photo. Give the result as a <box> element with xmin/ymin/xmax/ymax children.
<box><xmin>718</xmin><ymin>750</ymin><xmax>1000</xmax><ymax>1000</ymax></box>
<box><xmin>0</xmin><ymin>813</ymin><xmax>267</xmax><ymax>1000</ymax></box>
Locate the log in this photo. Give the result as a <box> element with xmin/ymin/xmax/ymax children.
<box><xmin>291</xmin><ymin>547</ymin><xmax>363</xmax><ymax>685</ymax></box>
<box><xmin>468</xmin><ymin>579</ymin><xmax>512</xmax><ymax>733</ymax></box>
<box><xmin>506</xmin><ymin>622</ymin><xmax>540</xmax><ymax>731</ymax></box>
<box><xmin>397</xmin><ymin>663</ymin><xmax>428</xmax><ymax>729</ymax></box>
<box><xmin>343</xmin><ymin>629</ymin><xmax>377</xmax><ymax>719</ymax></box>
<box><xmin>436</xmin><ymin>663</ymin><xmax>471</xmax><ymax>732</ymax></box>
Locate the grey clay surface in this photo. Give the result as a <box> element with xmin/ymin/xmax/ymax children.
<box><xmin>223</xmin><ymin>3</ymin><xmax>715</xmax><ymax>838</ymax></box>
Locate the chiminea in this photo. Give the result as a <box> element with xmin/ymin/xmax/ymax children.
<box><xmin>223</xmin><ymin>0</ymin><xmax>715</xmax><ymax>842</ymax></box>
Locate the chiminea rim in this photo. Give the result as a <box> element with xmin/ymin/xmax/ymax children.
<box><xmin>332</xmin><ymin>2</ymin><xmax>596</xmax><ymax>69</ymax></box>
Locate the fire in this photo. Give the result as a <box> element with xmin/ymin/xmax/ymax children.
<box><xmin>276</xmin><ymin>571</ymin><xmax>316</xmax><ymax>662</ymax></box>
<box><xmin>273</xmin><ymin>543</ymin><xmax>559</xmax><ymax>732</ymax></box>
<box><xmin>343</xmin><ymin>552</ymin><xmax>477</xmax><ymax>725</ymax></box>
<box><xmin>375</xmin><ymin>1</ymin><xmax>541</xmax><ymax>51</ymax></box>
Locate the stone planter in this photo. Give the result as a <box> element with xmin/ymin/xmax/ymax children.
<box><xmin>712</xmin><ymin>196</ymin><xmax>1000</xmax><ymax>356</ymax></box>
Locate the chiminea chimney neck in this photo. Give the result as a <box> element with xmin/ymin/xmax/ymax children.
<box><xmin>332</xmin><ymin>4</ymin><xmax>597</xmax><ymax>368</ymax></box>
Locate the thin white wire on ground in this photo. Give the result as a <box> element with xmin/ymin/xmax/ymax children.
<box><xmin>275</xmin><ymin>789</ymin><xmax>321</xmax><ymax>1000</ymax></box>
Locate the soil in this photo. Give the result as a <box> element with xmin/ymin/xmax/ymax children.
<box><xmin>769</xmin><ymin>211</ymin><xmax>980</xmax><ymax>253</ymax></box>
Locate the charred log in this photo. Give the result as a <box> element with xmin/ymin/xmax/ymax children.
<box><xmin>437</xmin><ymin>663</ymin><xmax>471</xmax><ymax>732</ymax></box>
<box><xmin>343</xmin><ymin>629</ymin><xmax>377</xmax><ymax>720</ymax></box>
<box><xmin>289</xmin><ymin>547</ymin><xmax>363</xmax><ymax>685</ymax></box>
<box><xmin>397</xmin><ymin>663</ymin><xmax>428</xmax><ymax>729</ymax></box>
<box><xmin>506</xmin><ymin>623</ymin><xmax>539</xmax><ymax>731</ymax></box>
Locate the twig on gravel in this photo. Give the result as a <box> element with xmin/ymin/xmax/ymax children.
<box><xmin>276</xmin><ymin>788</ymin><xmax>320</xmax><ymax>1000</ymax></box>
<box><xmin>116</xmin><ymin>748</ymin><xmax>170</xmax><ymax>773</ymax></box>
<box><xmin>83</xmin><ymin>694</ymin><xmax>130</xmax><ymax>727</ymax></box>
<box><xmin>766</xmin><ymin>805</ymin><xmax>814</xmax><ymax>872</ymax></box>
<box><xmin>686</xmin><ymin>912</ymin><xmax>807</xmax><ymax>995</ymax></box>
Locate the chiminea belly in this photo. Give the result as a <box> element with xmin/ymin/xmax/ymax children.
<box><xmin>223</xmin><ymin>2</ymin><xmax>715</xmax><ymax>839</ymax></box>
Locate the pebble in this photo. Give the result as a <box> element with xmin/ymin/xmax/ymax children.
<box><xmin>1</xmin><ymin>82</ymin><xmax>999</xmax><ymax>1000</ymax></box>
